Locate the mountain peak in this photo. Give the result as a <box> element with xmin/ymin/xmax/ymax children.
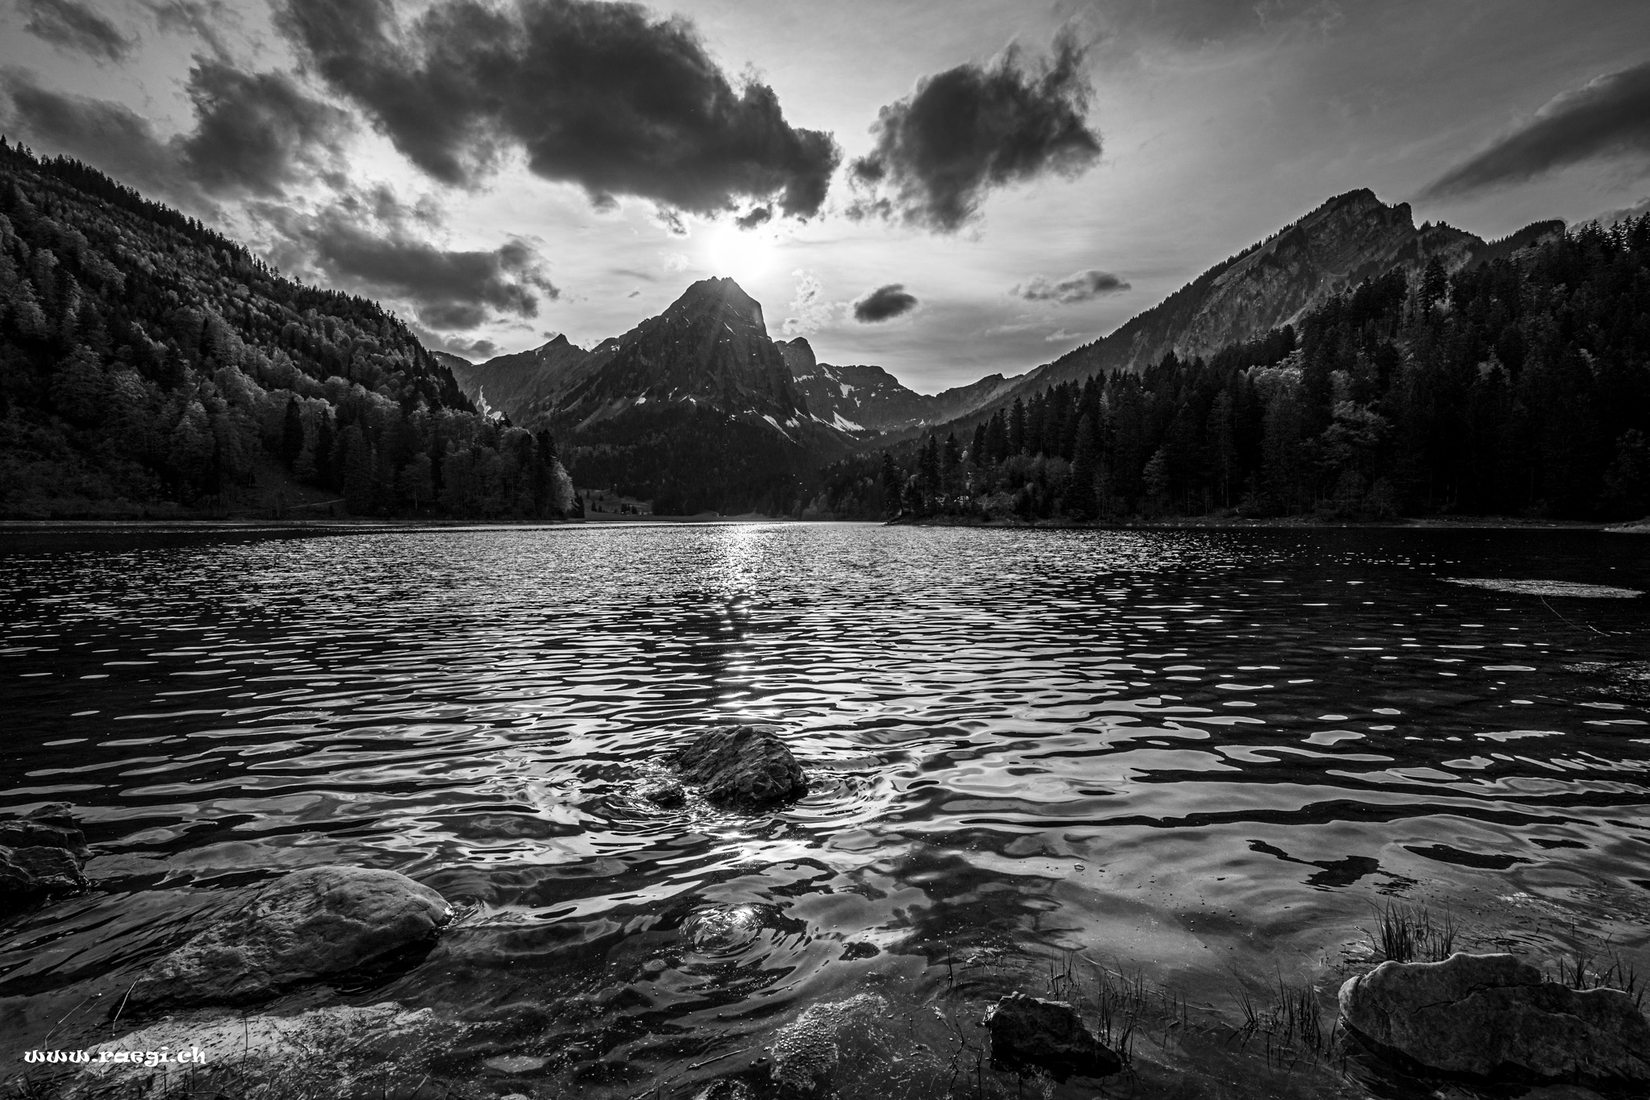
<box><xmin>671</xmin><ymin>275</ymin><xmax>765</xmax><ymax>332</ymax></box>
<box><xmin>778</xmin><ymin>337</ymin><xmax>817</xmax><ymax>375</ymax></box>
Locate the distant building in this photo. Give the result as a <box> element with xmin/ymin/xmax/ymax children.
<box><xmin>583</xmin><ymin>488</ymin><xmax>653</xmax><ymax>516</ymax></box>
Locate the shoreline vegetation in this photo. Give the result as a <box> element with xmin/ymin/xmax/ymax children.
<box><xmin>4</xmin><ymin>511</ymin><xmax>1645</xmax><ymax>534</ymax></box>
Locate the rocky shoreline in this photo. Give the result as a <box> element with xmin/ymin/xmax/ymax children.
<box><xmin>5</xmin><ymin>726</ymin><xmax>1649</xmax><ymax>1099</ymax></box>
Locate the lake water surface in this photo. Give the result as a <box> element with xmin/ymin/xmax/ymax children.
<box><xmin>3</xmin><ymin>523</ymin><xmax>1649</xmax><ymax>1098</ymax></box>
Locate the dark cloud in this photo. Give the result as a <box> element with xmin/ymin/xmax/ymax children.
<box><xmin>735</xmin><ymin>205</ymin><xmax>772</xmax><ymax>229</ymax></box>
<box><xmin>1421</xmin><ymin>63</ymin><xmax>1650</xmax><ymax>200</ymax></box>
<box><xmin>1014</xmin><ymin>268</ymin><xmax>1130</xmax><ymax>302</ymax></box>
<box><xmin>410</xmin><ymin>321</ymin><xmax>499</xmax><ymax>360</ymax></box>
<box><xmin>0</xmin><ymin>63</ymin><xmax>343</xmax><ymax>206</ymax></box>
<box><xmin>21</xmin><ymin>0</ymin><xmax>134</xmax><ymax>62</ymax></box>
<box><xmin>274</xmin><ymin>0</ymin><xmax>840</xmax><ymax>217</ymax></box>
<box><xmin>0</xmin><ymin>70</ymin><xmax>209</xmax><ymax>209</ymax></box>
<box><xmin>180</xmin><ymin>61</ymin><xmax>351</xmax><ymax>196</ymax></box>
<box><xmin>257</xmin><ymin>198</ymin><xmax>559</xmax><ymax>332</ymax></box>
<box><xmin>655</xmin><ymin>207</ymin><xmax>687</xmax><ymax>236</ymax></box>
<box><xmin>853</xmin><ymin>283</ymin><xmax>918</xmax><ymax>323</ymax></box>
<box><xmin>849</xmin><ymin>32</ymin><xmax>1101</xmax><ymax>232</ymax></box>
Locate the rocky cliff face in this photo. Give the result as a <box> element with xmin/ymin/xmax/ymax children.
<box><xmin>440</xmin><ymin>336</ymin><xmax>592</xmax><ymax>422</ymax></box>
<box><xmin>781</xmin><ymin>337</ymin><xmax>1016</xmax><ymax>434</ymax></box>
<box><xmin>1010</xmin><ymin>189</ymin><xmax>1491</xmax><ymax>400</ymax></box>
<box><xmin>493</xmin><ymin>278</ymin><xmax>851</xmax><ymax>513</ymax></box>
<box><xmin>523</xmin><ymin>277</ymin><xmax>811</xmax><ymax>431</ymax></box>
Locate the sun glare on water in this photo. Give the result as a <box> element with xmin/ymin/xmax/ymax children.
<box><xmin>700</xmin><ymin>220</ymin><xmax>779</xmax><ymax>285</ymax></box>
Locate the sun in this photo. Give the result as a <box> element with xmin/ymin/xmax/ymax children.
<box><xmin>700</xmin><ymin>220</ymin><xmax>778</xmax><ymax>285</ymax></box>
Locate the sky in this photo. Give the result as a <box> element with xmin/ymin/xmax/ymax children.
<box><xmin>2</xmin><ymin>0</ymin><xmax>1649</xmax><ymax>393</ymax></box>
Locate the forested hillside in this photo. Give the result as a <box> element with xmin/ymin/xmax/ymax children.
<box><xmin>0</xmin><ymin>139</ymin><xmax>571</xmax><ymax>519</ymax></box>
<box><xmin>829</xmin><ymin>218</ymin><xmax>1650</xmax><ymax>523</ymax></box>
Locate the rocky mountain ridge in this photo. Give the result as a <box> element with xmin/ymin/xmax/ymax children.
<box><xmin>778</xmin><ymin>337</ymin><xmax>1015</xmax><ymax>433</ymax></box>
<box><xmin>1003</xmin><ymin>188</ymin><xmax>1501</xmax><ymax>403</ymax></box>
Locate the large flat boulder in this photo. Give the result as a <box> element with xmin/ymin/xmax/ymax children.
<box><xmin>982</xmin><ymin>992</ymin><xmax>1122</xmax><ymax>1081</ymax></box>
<box><xmin>127</xmin><ymin>865</ymin><xmax>454</xmax><ymax>1009</ymax></box>
<box><xmin>0</xmin><ymin>803</ymin><xmax>90</xmax><ymax>905</ymax></box>
<box><xmin>670</xmin><ymin>725</ymin><xmax>807</xmax><ymax>811</ymax></box>
<box><xmin>1338</xmin><ymin>952</ymin><xmax>1650</xmax><ymax>1084</ymax></box>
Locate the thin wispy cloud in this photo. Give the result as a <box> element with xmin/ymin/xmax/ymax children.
<box><xmin>1422</xmin><ymin>62</ymin><xmax>1650</xmax><ymax>199</ymax></box>
<box><xmin>1014</xmin><ymin>268</ymin><xmax>1130</xmax><ymax>302</ymax></box>
<box><xmin>21</xmin><ymin>0</ymin><xmax>134</xmax><ymax>62</ymax></box>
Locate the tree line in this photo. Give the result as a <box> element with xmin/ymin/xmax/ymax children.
<box><xmin>0</xmin><ymin>138</ymin><xmax>572</xmax><ymax>519</ymax></box>
<box><xmin>814</xmin><ymin>217</ymin><xmax>1650</xmax><ymax>523</ymax></box>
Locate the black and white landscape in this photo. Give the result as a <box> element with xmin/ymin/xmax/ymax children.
<box><xmin>2</xmin><ymin>2</ymin><xmax>1650</xmax><ymax>1099</ymax></box>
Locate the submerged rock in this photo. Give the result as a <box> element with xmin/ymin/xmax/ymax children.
<box><xmin>128</xmin><ymin>865</ymin><xmax>454</xmax><ymax>1009</ymax></box>
<box><xmin>670</xmin><ymin>725</ymin><xmax>807</xmax><ymax>811</ymax></box>
<box><xmin>1338</xmin><ymin>952</ymin><xmax>1650</xmax><ymax>1084</ymax></box>
<box><xmin>69</xmin><ymin>1003</ymin><xmax>438</xmax><ymax>1098</ymax></box>
<box><xmin>0</xmin><ymin>803</ymin><xmax>90</xmax><ymax>905</ymax></box>
<box><xmin>762</xmin><ymin>994</ymin><xmax>888</xmax><ymax>1097</ymax></box>
<box><xmin>638</xmin><ymin>777</ymin><xmax>686</xmax><ymax>807</ymax></box>
<box><xmin>982</xmin><ymin>993</ymin><xmax>1122</xmax><ymax>1081</ymax></box>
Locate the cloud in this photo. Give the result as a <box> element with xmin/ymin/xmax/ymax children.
<box><xmin>782</xmin><ymin>268</ymin><xmax>843</xmax><ymax>336</ymax></box>
<box><xmin>654</xmin><ymin>207</ymin><xmax>687</xmax><ymax>236</ymax></box>
<box><xmin>1013</xmin><ymin>268</ymin><xmax>1130</xmax><ymax>302</ymax></box>
<box><xmin>21</xmin><ymin>0</ymin><xmax>134</xmax><ymax>62</ymax></box>
<box><xmin>256</xmin><ymin>196</ymin><xmax>559</xmax><ymax>331</ymax></box>
<box><xmin>735</xmin><ymin>205</ymin><xmax>772</xmax><ymax>229</ymax></box>
<box><xmin>144</xmin><ymin>0</ymin><xmax>236</xmax><ymax>60</ymax></box>
<box><xmin>410</xmin><ymin>320</ymin><xmax>499</xmax><ymax>360</ymax></box>
<box><xmin>0</xmin><ymin>63</ymin><xmax>344</xmax><ymax>205</ymax></box>
<box><xmin>0</xmin><ymin>70</ymin><xmax>209</xmax><ymax>210</ymax></box>
<box><xmin>1075</xmin><ymin>0</ymin><xmax>1343</xmax><ymax>50</ymax></box>
<box><xmin>852</xmin><ymin>283</ymin><xmax>919</xmax><ymax>323</ymax></box>
<box><xmin>1421</xmin><ymin>62</ymin><xmax>1650</xmax><ymax>200</ymax></box>
<box><xmin>274</xmin><ymin>0</ymin><xmax>840</xmax><ymax>217</ymax></box>
<box><xmin>848</xmin><ymin>31</ymin><xmax>1101</xmax><ymax>232</ymax></box>
<box><xmin>180</xmin><ymin>61</ymin><xmax>351</xmax><ymax>196</ymax></box>
<box><xmin>1590</xmin><ymin>195</ymin><xmax>1650</xmax><ymax>226</ymax></box>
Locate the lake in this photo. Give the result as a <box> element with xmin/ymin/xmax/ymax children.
<box><xmin>3</xmin><ymin>522</ymin><xmax>1648</xmax><ymax>1098</ymax></box>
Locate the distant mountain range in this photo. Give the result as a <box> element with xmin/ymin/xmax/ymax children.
<box><xmin>1</xmin><ymin>131</ymin><xmax>1601</xmax><ymax>520</ymax></box>
<box><xmin>444</xmin><ymin>188</ymin><xmax>1562</xmax><ymax>486</ymax></box>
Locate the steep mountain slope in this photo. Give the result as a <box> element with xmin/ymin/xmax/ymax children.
<box><xmin>533</xmin><ymin>277</ymin><xmax>809</xmax><ymax>428</ymax></box>
<box><xmin>516</xmin><ymin>277</ymin><xmax>850</xmax><ymax>513</ymax></box>
<box><xmin>0</xmin><ymin>140</ymin><xmax>567</xmax><ymax>519</ymax></box>
<box><xmin>441</xmin><ymin>335</ymin><xmax>591</xmax><ymax>422</ymax></box>
<box><xmin>1007</xmin><ymin>189</ymin><xmax>1486</xmax><ymax>401</ymax></box>
<box><xmin>779</xmin><ymin>337</ymin><xmax>1018</xmax><ymax>432</ymax></box>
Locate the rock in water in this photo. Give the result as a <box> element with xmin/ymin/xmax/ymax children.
<box><xmin>128</xmin><ymin>865</ymin><xmax>454</xmax><ymax>1009</ymax></box>
<box><xmin>1338</xmin><ymin>953</ymin><xmax>1650</xmax><ymax>1084</ymax></box>
<box><xmin>982</xmin><ymin>993</ymin><xmax>1122</xmax><ymax>1081</ymax></box>
<box><xmin>671</xmin><ymin>725</ymin><xmax>807</xmax><ymax>811</ymax></box>
<box><xmin>0</xmin><ymin>803</ymin><xmax>90</xmax><ymax>905</ymax></box>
